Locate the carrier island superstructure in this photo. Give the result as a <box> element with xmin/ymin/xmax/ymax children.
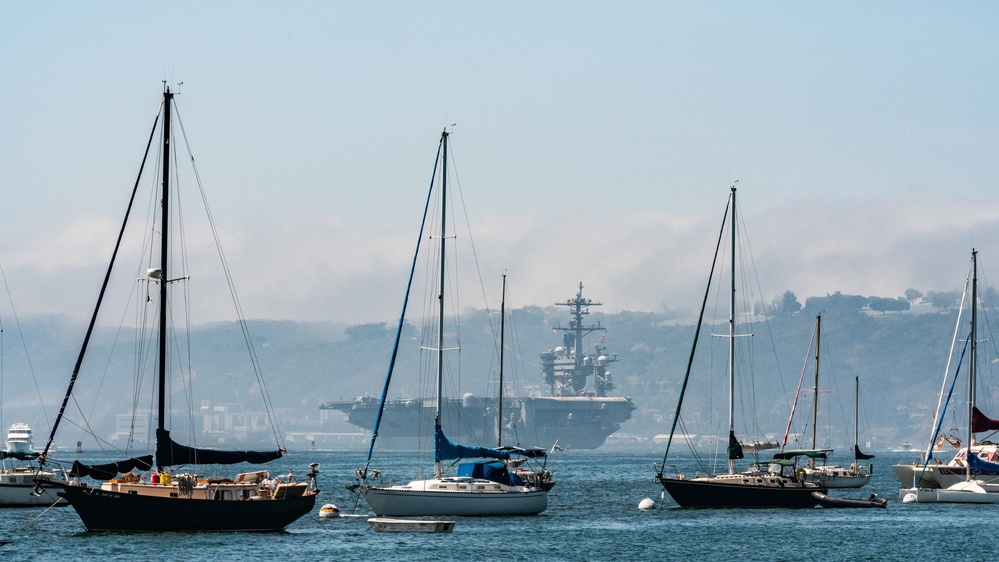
<box><xmin>320</xmin><ymin>284</ymin><xmax>635</xmax><ymax>449</ymax></box>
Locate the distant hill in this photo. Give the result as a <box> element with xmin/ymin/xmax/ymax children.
<box><xmin>0</xmin><ymin>294</ymin><xmax>979</xmax><ymax>452</ymax></box>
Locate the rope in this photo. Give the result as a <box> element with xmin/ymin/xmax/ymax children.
<box><xmin>1</xmin><ymin>496</ymin><xmax>70</xmax><ymax>544</ymax></box>
<box><xmin>40</xmin><ymin>104</ymin><xmax>162</xmax><ymax>468</ymax></box>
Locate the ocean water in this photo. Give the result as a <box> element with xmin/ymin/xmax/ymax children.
<box><xmin>2</xmin><ymin>449</ymin><xmax>997</xmax><ymax>561</ymax></box>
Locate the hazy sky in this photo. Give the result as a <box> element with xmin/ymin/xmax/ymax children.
<box><xmin>2</xmin><ymin>2</ymin><xmax>998</xmax><ymax>325</ymax></box>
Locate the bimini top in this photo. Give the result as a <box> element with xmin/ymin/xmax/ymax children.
<box><xmin>457</xmin><ymin>461</ymin><xmax>525</xmax><ymax>487</ymax></box>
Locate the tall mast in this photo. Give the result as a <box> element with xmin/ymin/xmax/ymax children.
<box><xmin>498</xmin><ymin>274</ymin><xmax>506</xmax><ymax>448</ymax></box>
<box><xmin>158</xmin><ymin>86</ymin><xmax>172</xmax><ymax>444</ymax></box>
<box><xmin>967</xmin><ymin>249</ymin><xmax>978</xmax><ymax>482</ymax></box>
<box><xmin>434</xmin><ymin>129</ymin><xmax>448</xmax><ymax>479</ymax></box>
<box><xmin>812</xmin><ymin>315</ymin><xmax>821</xmax><ymax>452</ymax></box>
<box><xmin>854</xmin><ymin>376</ymin><xmax>860</xmax><ymax>455</ymax></box>
<box><xmin>728</xmin><ymin>185</ymin><xmax>736</xmax><ymax>475</ymax></box>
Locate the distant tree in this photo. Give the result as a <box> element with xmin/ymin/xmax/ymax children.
<box><xmin>927</xmin><ymin>290</ymin><xmax>961</xmax><ymax>310</ymax></box>
<box><xmin>345</xmin><ymin>323</ymin><xmax>390</xmax><ymax>341</ymax></box>
<box><xmin>778</xmin><ymin>291</ymin><xmax>801</xmax><ymax>315</ymax></box>
<box><xmin>905</xmin><ymin>288</ymin><xmax>923</xmax><ymax>302</ymax></box>
<box><xmin>869</xmin><ymin>296</ymin><xmax>911</xmax><ymax>315</ymax></box>
<box><xmin>804</xmin><ymin>291</ymin><xmax>868</xmax><ymax>312</ymax></box>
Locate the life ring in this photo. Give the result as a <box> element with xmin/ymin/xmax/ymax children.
<box><xmin>795</xmin><ymin>468</ymin><xmax>807</xmax><ymax>483</ymax></box>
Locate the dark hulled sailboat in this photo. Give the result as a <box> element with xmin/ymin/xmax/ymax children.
<box><xmin>36</xmin><ymin>86</ymin><xmax>318</xmax><ymax>531</ymax></box>
<box><xmin>654</xmin><ymin>186</ymin><xmax>825</xmax><ymax>508</ymax></box>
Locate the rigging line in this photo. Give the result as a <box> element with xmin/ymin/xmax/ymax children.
<box><xmin>0</xmin><ymin>261</ymin><xmax>49</xmax><ymax>431</ymax></box>
<box><xmin>918</xmin><ymin>335</ymin><xmax>969</xmax><ymax>485</ymax></box>
<box><xmin>658</xmin><ymin>193</ymin><xmax>731</xmax><ymax>475</ymax></box>
<box><xmin>781</xmin><ymin>321</ymin><xmax>816</xmax><ymax>452</ymax></box>
<box><xmin>168</xmin><ymin>128</ymin><xmax>197</xmax><ymax>445</ymax></box>
<box><xmin>84</xmin><ymin>225</ymin><xmax>153</xmax><ymax>441</ymax></box>
<box><xmin>58</xmin><ymin>407</ymin><xmax>126</xmax><ymax>457</ymax></box>
<box><xmin>733</xmin><ymin>220</ymin><xmax>762</xmax><ymax>437</ymax></box>
<box><xmin>447</xmin><ymin>143</ymin><xmax>500</xmax><ymax>361</ymax></box>
<box><xmin>977</xmin><ymin>267</ymin><xmax>999</xmax><ymax>389</ymax></box>
<box><xmin>925</xmin><ymin>259</ymin><xmax>973</xmax><ymax>458</ymax></box>
<box><xmin>360</xmin><ymin>138</ymin><xmax>443</xmax><ymax>478</ymax></box>
<box><xmin>174</xmin><ymin>106</ymin><xmax>282</xmax><ymax>446</ymax></box>
<box><xmin>39</xmin><ymin>105</ymin><xmax>163</xmax><ymax>468</ymax></box>
<box><xmin>736</xmin><ymin>204</ymin><xmax>790</xmax><ymax>419</ymax></box>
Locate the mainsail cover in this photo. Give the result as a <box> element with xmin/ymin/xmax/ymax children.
<box><xmin>69</xmin><ymin>455</ymin><xmax>154</xmax><ymax>480</ymax></box>
<box><xmin>727</xmin><ymin>431</ymin><xmax>744</xmax><ymax>460</ymax></box>
<box><xmin>434</xmin><ymin>425</ymin><xmax>510</xmax><ymax>462</ymax></box>
<box><xmin>972</xmin><ymin>407</ymin><xmax>999</xmax><ymax>433</ymax></box>
<box><xmin>854</xmin><ymin>444</ymin><xmax>875</xmax><ymax>460</ymax></box>
<box><xmin>155</xmin><ymin>428</ymin><xmax>282</xmax><ymax>467</ymax></box>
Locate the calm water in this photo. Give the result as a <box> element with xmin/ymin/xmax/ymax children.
<box><xmin>2</xmin><ymin>450</ymin><xmax>997</xmax><ymax>561</ymax></box>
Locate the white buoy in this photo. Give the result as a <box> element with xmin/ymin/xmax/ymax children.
<box><xmin>319</xmin><ymin>503</ymin><xmax>340</xmax><ymax>519</ymax></box>
<box><xmin>901</xmin><ymin>493</ymin><xmax>918</xmax><ymax>503</ymax></box>
<box><xmin>638</xmin><ymin>497</ymin><xmax>655</xmax><ymax>510</ymax></box>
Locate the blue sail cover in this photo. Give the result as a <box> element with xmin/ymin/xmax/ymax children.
<box><xmin>434</xmin><ymin>425</ymin><xmax>510</xmax><ymax>462</ymax></box>
<box><xmin>457</xmin><ymin>461</ymin><xmax>524</xmax><ymax>486</ymax></box>
<box><xmin>966</xmin><ymin>450</ymin><xmax>999</xmax><ymax>474</ymax></box>
<box><xmin>155</xmin><ymin>428</ymin><xmax>282</xmax><ymax>467</ymax></box>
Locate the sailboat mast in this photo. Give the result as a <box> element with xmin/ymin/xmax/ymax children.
<box><xmin>498</xmin><ymin>274</ymin><xmax>506</xmax><ymax>448</ymax></box>
<box><xmin>435</xmin><ymin>129</ymin><xmax>448</xmax><ymax>479</ymax></box>
<box><xmin>158</xmin><ymin>87</ymin><xmax>172</xmax><ymax>441</ymax></box>
<box><xmin>812</xmin><ymin>315</ymin><xmax>821</xmax><ymax>451</ymax></box>
<box><xmin>728</xmin><ymin>186</ymin><xmax>736</xmax><ymax>475</ymax></box>
<box><xmin>968</xmin><ymin>249</ymin><xmax>978</xmax><ymax>481</ymax></box>
<box><xmin>854</xmin><ymin>376</ymin><xmax>860</xmax><ymax>455</ymax></box>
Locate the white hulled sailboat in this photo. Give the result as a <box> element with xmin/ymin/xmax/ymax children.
<box><xmin>352</xmin><ymin>130</ymin><xmax>547</xmax><ymax>516</ymax></box>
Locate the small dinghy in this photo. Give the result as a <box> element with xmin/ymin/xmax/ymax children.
<box><xmin>367</xmin><ymin>517</ymin><xmax>456</xmax><ymax>533</ymax></box>
<box><xmin>812</xmin><ymin>491</ymin><xmax>887</xmax><ymax>508</ymax></box>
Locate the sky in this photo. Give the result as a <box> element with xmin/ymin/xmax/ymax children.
<box><xmin>2</xmin><ymin>2</ymin><xmax>998</xmax><ymax>326</ymax></box>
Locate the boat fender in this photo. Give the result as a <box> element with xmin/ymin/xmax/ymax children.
<box><xmin>795</xmin><ymin>468</ymin><xmax>807</xmax><ymax>483</ymax></box>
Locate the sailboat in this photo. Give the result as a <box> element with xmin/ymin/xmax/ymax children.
<box><xmin>352</xmin><ymin>130</ymin><xmax>547</xmax><ymax>517</ymax></box>
<box><xmin>899</xmin><ymin>249</ymin><xmax>999</xmax><ymax>503</ymax></box>
<box><xmin>654</xmin><ymin>186</ymin><xmax>826</xmax><ymax>508</ymax></box>
<box><xmin>775</xmin><ymin>316</ymin><xmax>873</xmax><ymax>488</ymax></box>
<box><xmin>495</xmin><ymin>274</ymin><xmax>554</xmax><ymax>492</ymax></box>
<box><xmin>35</xmin><ymin>86</ymin><xmax>319</xmax><ymax>530</ymax></box>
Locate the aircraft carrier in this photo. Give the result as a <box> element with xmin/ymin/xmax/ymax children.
<box><xmin>320</xmin><ymin>284</ymin><xmax>635</xmax><ymax>449</ymax></box>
